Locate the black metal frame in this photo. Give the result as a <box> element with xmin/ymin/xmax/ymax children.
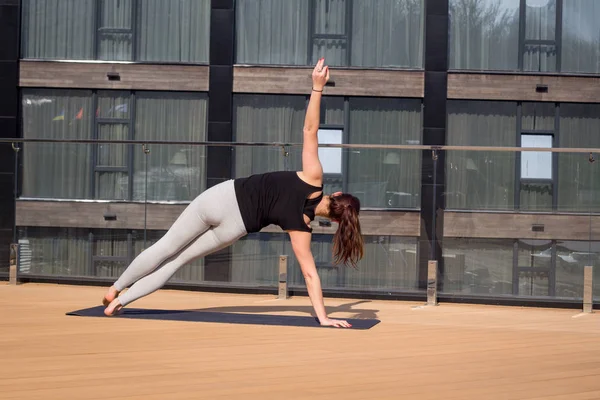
<box><xmin>307</xmin><ymin>0</ymin><xmax>353</xmax><ymax>66</ymax></box>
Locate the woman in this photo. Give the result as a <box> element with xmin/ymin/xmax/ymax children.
<box><xmin>102</xmin><ymin>59</ymin><xmax>364</xmax><ymax>328</ymax></box>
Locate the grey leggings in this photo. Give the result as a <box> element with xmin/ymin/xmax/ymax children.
<box><xmin>113</xmin><ymin>179</ymin><xmax>247</xmax><ymax>306</ymax></box>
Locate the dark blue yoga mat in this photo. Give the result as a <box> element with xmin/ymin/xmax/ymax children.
<box><xmin>66</xmin><ymin>306</ymin><xmax>380</xmax><ymax>329</ymax></box>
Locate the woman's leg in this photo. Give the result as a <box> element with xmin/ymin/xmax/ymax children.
<box><xmin>102</xmin><ymin>182</ymin><xmax>226</xmax><ymax>305</ymax></box>
<box><xmin>105</xmin><ymin>180</ymin><xmax>247</xmax><ymax>315</ymax></box>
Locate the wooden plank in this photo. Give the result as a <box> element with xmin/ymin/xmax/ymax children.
<box><xmin>15</xmin><ymin>200</ymin><xmax>421</xmax><ymax>236</ymax></box>
<box><xmin>233</xmin><ymin>66</ymin><xmax>424</xmax><ymax>98</ymax></box>
<box><xmin>444</xmin><ymin>211</ymin><xmax>600</xmax><ymax>240</ymax></box>
<box><xmin>19</xmin><ymin>60</ymin><xmax>209</xmax><ymax>91</ymax></box>
<box><xmin>1</xmin><ymin>283</ymin><xmax>599</xmax><ymax>399</ymax></box>
<box><xmin>448</xmin><ymin>73</ymin><xmax>600</xmax><ymax>103</ymax></box>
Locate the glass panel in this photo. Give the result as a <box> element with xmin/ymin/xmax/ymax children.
<box><xmin>561</xmin><ymin>0</ymin><xmax>600</xmax><ymax>74</ymax></box>
<box><xmin>518</xmin><ymin>270</ymin><xmax>549</xmax><ymax>296</ymax></box>
<box><xmin>133</xmin><ymin>92</ymin><xmax>208</xmax><ymax>201</ymax></box>
<box><xmin>21</xmin><ymin>89</ymin><xmax>93</xmax><ymax>199</ymax></box>
<box><xmin>351</xmin><ymin>0</ymin><xmax>424</xmax><ymax>68</ymax></box>
<box><xmin>136</xmin><ymin>0</ymin><xmax>211</xmax><ymax>63</ymax></box>
<box><xmin>318</xmin><ymin>129</ymin><xmax>343</xmax><ymax>174</ymax></box>
<box><xmin>21</xmin><ymin>0</ymin><xmax>95</xmax><ymax>60</ymax></box>
<box><xmin>235</xmin><ymin>0</ymin><xmax>310</xmax><ymax>65</ymax></box>
<box><xmin>446</xmin><ymin>100</ymin><xmax>517</xmax><ymax>210</ymax></box>
<box><xmin>233</xmin><ymin>95</ymin><xmax>306</xmax><ymax>177</ymax></box>
<box><xmin>521</xmin><ymin>102</ymin><xmax>555</xmax><ymax>131</ymax></box>
<box><xmin>558</xmin><ymin>104</ymin><xmax>600</xmax><ymax>213</ymax></box>
<box><xmin>441</xmin><ymin>238</ymin><xmax>514</xmax><ymax>295</ymax></box>
<box><xmin>93</xmin><ymin>229</ymin><xmax>128</xmax><ymax>257</ymax></box>
<box><xmin>16</xmin><ymin>227</ymin><xmax>90</xmax><ymax>276</ymax></box>
<box><xmin>449</xmin><ymin>0</ymin><xmax>520</xmax><ymax>71</ymax></box>
<box><xmin>95</xmin><ymin>172</ymin><xmax>128</xmax><ymax>200</ymax></box>
<box><xmin>521</xmin><ymin>135</ymin><xmax>552</xmax><ymax>180</ymax></box>
<box><xmin>312</xmin><ymin>38</ymin><xmax>347</xmax><ymax>66</ymax></box>
<box><xmin>523</xmin><ymin>44</ymin><xmax>557</xmax><ymax>72</ymax></box>
<box><xmin>97</xmin><ymin>92</ymin><xmax>130</xmax><ymax>119</ymax></box>
<box><xmin>348</xmin><ymin>98</ymin><xmax>422</xmax><ymax>209</ymax></box>
<box><xmin>314</xmin><ymin>0</ymin><xmax>346</xmax><ymax>34</ymax></box>
<box><xmin>99</xmin><ymin>33</ymin><xmax>133</xmax><ymax>61</ymax></box>
<box><xmin>525</xmin><ymin>0</ymin><xmax>556</xmax><ymax>41</ymax></box>
<box><xmin>519</xmin><ymin>181</ymin><xmax>552</xmax><ymax>211</ymax></box>
<box><xmin>230</xmin><ymin>232</ymin><xmax>285</xmax><ymax>286</ymax></box>
<box><xmin>97</xmin><ymin>124</ymin><xmax>128</xmax><ymax>167</ymax></box>
<box><xmin>99</xmin><ymin>0</ymin><xmax>132</xmax><ymax>29</ymax></box>
<box><xmin>321</xmin><ymin>96</ymin><xmax>344</xmax><ymax>125</ymax></box>
<box><xmin>555</xmin><ymin>240</ymin><xmax>599</xmax><ymax>299</ymax></box>
<box><xmin>518</xmin><ymin>239</ymin><xmax>552</xmax><ymax>268</ymax></box>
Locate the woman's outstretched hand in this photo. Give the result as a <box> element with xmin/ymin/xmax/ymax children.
<box><xmin>312</xmin><ymin>58</ymin><xmax>330</xmax><ymax>91</ymax></box>
<box><xmin>320</xmin><ymin>317</ymin><xmax>352</xmax><ymax>328</ymax></box>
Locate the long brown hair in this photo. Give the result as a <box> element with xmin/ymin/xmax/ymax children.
<box><xmin>328</xmin><ymin>194</ymin><xmax>364</xmax><ymax>268</ymax></box>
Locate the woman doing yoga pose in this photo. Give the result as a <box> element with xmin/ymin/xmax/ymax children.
<box><xmin>102</xmin><ymin>59</ymin><xmax>364</xmax><ymax>328</ymax></box>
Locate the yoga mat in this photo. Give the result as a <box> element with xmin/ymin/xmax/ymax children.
<box><xmin>66</xmin><ymin>306</ymin><xmax>380</xmax><ymax>329</ymax></box>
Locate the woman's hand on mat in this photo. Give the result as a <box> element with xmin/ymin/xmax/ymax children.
<box><xmin>312</xmin><ymin>58</ymin><xmax>329</xmax><ymax>91</ymax></box>
<box><xmin>320</xmin><ymin>317</ymin><xmax>352</xmax><ymax>328</ymax></box>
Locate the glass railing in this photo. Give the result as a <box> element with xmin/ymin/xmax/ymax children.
<box><xmin>2</xmin><ymin>138</ymin><xmax>598</xmax><ymax>303</ymax></box>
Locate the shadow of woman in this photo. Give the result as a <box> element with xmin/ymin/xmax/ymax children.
<box><xmin>192</xmin><ymin>300</ymin><xmax>380</xmax><ymax>320</ymax></box>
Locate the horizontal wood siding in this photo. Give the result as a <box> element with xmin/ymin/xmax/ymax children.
<box><xmin>444</xmin><ymin>212</ymin><xmax>600</xmax><ymax>241</ymax></box>
<box><xmin>16</xmin><ymin>201</ymin><xmax>421</xmax><ymax>237</ymax></box>
<box><xmin>19</xmin><ymin>61</ymin><xmax>209</xmax><ymax>91</ymax></box>
<box><xmin>233</xmin><ymin>66</ymin><xmax>424</xmax><ymax>98</ymax></box>
<box><xmin>448</xmin><ymin>73</ymin><xmax>600</xmax><ymax>103</ymax></box>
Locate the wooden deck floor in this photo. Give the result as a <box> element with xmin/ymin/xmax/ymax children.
<box><xmin>1</xmin><ymin>282</ymin><xmax>599</xmax><ymax>400</ymax></box>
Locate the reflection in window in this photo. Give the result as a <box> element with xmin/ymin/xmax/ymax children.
<box><xmin>21</xmin><ymin>0</ymin><xmax>210</xmax><ymax>63</ymax></box>
<box><xmin>449</xmin><ymin>0</ymin><xmax>520</xmax><ymax>71</ymax></box>
<box><xmin>442</xmin><ymin>238</ymin><xmax>514</xmax><ymax>295</ymax></box>
<box><xmin>235</xmin><ymin>0</ymin><xmax>424</xmax><ymax>68</ymax></box>
<box><xmin>446</xmin><ymin>100</ymin><xmax>517</xmax><ymax>210</ymax></box>
<box><xmin>561</xmin><ymin>0</ymin><xmax>600</xmax><ymax>74</ymax></box>
<box><xmin>555</xmin><ymin>240</ymin><xmax>600</xmax><ymax>299</ymax></box>
<box><xmin>558</xmin><ymin>104</ymin><xmax>600</xmax><ymax>212</ymax></box>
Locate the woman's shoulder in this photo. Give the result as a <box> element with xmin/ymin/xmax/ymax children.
<box><xmin>295</xmin><ymin>171</ymin><xmax>323</xmax><ymax>189</ymax></box>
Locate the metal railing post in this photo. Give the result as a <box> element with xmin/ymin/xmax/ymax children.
<box><xmin>583</xmin><ymin>265</ymin><xmax>594</xmax><ymax>313</ymax></box>
<box><xmin>278</xmin><ymin>255</ymin><xmax>289</xmax><ymax>300</ymax></box>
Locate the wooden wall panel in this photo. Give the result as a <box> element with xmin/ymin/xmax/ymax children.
<box><xmin>16</xmin><ymin>201</ymin><xmax>421</xmax><ymax>237</ymax></box>
<box><xmin>233</xmin><ymin>66</ymin><xmax>424</xmax><ymax>98</ymax></box>
<box><xmin>444</xmin><ymin>212</ymin><xmax>600</xmax><ymax>241</ymax></box>
<box><xmin>19</xmin><ymin>61</ymin><xmax>209</xmax><ymax>92</ymax></box>
<box><xmin>448</xmin><ymin>73</ymin><xmax>600</xmax><ymax>103</ymax></box>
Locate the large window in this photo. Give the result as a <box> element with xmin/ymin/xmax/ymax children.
<box><xmin>450</xmin><ymin>0</ymin><xmax>600</xmax><ymax>74</ymax></box>
<box><xmin>446</xmin><ymin>100</ymin><xmax>518</xmax><ymax>210</ymax></box>
<box><xmin>21</xmin><ymin>0</ymin><xmax>210</xmax><ymax>63</ymax></box>
<box><xmin>447</xmin><ymin>100</ymin><xmax>600</xmax><ymax>212</ymax></box>
<box><xmin>231</xmin><ymin>232</ymin><xmax>419</xmax><ymax>291</ymax></box>
<box><xmin>442</xmin><ymin>237</ymin><xmax>600</xmax><ymax>299</ymax></box>
<box><xmin>233</xmin><ymin>94</ymin><xmax>422</xmax><ymax>209</ymax></box>
<box><xmin>16</xmin><ymin>227</ymin><xmax>203</xmax><ymax>281</ymax></box>
<box><xmin>21</xmin><ymin>89</ymin><xmax>208</xmax><ymax>201</ymax></box>
<box><xmin>235</xmin><ymin>0</ymin><xmax>424</xmax><ymax>68</ymax></box>
<box><xmin>558</xmin><ymin>103</ymin><xmax>600</xmax><ymax>213</ymax></box>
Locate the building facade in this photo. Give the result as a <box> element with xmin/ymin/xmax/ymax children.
<box><xmin>1</xmin><ymin>0</ymin><xmax>599</xmax><ymax>306</ymax></box>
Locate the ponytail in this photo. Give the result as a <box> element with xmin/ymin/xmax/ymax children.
<box><xmin>329</xmin><ymin>194</ymin><xmax>364</xmax><ymax>268</ymax></box>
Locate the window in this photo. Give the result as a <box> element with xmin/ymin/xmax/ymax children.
<box><xmin>232</xmin><ymin>94</ymin><xmax>422</xmax><ymax>209</ymax></box>
<box><xmin>558</xmin><ymin>104</ymin><xmax>600</xmax><ymax>212</ymax></box>
<box><xmin>449</xmin><ymin>0</ymin><xmax>520</xmax><ymax>71</ymax></box>
<box><xmin>317</xmin><ymin>128</ymin><xmax>343</xmax><ymax>175</ymax></box>
<box><xmin>21</xmin><ymin>0</ymin><xmax>210</xmax><ymax>63</ymax></box>
<box><xmin>16</xmin><ymin>227</ymin><xmax>203</xmax><ymax>281</ymax></box>
<box><xmin>521</xmin><ymin>135</ymin><xmax>552</xmax><ymax>180</ymax></box>
<box><xmin>561</xmin><ymin>0</ymin><xmax>600</xmax><ymax>74</ymax></box>
<box><xmin>446</xmin><ymin>100</ymin><xmax>518</xmax><ymax>210</ymax></box>
<box><xmin>441</xmin><ymin>238</ymin><xmax>514</xmax><ymax>295</ymax></box>
<box><xmin>235</xmin><ymin>0</ymin><xmax>424</xmax><ymax>68</ymax></box>
<box><xmin>450</xmin><ymin>0</ymin><xmax>600</xmax><ymax>74</ymax></box>
<box><xmin>21</xmin><ymin>89</ymin><xmax>208</xmax><ymax>201</ymax></box>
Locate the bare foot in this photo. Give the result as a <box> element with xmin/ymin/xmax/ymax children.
<box><xmin>102</xmin><ymin>285</ymin><xmax>120</xmax><ymax>307</ymax></box>
<box><xmin>104</xmin><ymin>298</ymin><xmax>123</xmax><ymax>317</ymax></box>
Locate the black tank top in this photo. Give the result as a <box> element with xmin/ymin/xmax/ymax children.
<box><xmin>233</xmin><ymin>171</ymin><xmax>324</xmax><ymax>233</ymax></box>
